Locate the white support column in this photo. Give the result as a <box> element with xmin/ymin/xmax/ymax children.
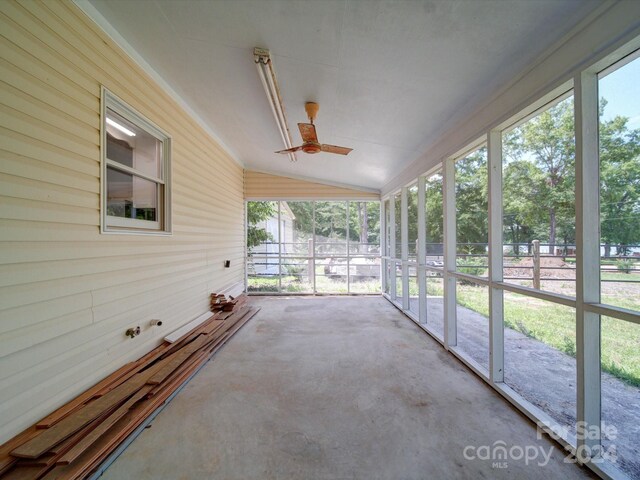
<box><xmin>380</xmin><ymin>200</ymin><xmax>386</xmax><ymax>295</ymax></box>
<box><xmin>488</xmin><ymin>130</ymin><xmax>505</xmax><ymax>383</ymax></box>
<box><xmin>443</xmin><ymin>159</ymin><xmax>457</xmax><ymax>348</ymax></box>
<box><xmin>401</xmin><ymin>187</ymin><xmax>410</xmax><ymax>311</ymax></box>
<box><xmin>417</xmin><ymin>177</ymin><xmax>427</xmax><ymax>324</ymax></box>
<box><xmin>277</xmin><ymin>201</ymin><xmax>282</xmax><ymax>293</ymax></box>
<box><xmin>389</xmin><ymin>196</ymin><xmax>397</xmax><ymax>302</ymax></box>
<box><xmin>312</xmin><ymin>201</ymin><xmax>317</xmax><ymax>294</ymax></box>
<box><xmin>244</xmin><ymin>201</ymin><xmax>249</xmax><ymax>292</ymax></box>
<box><xmin>346</xmin><ymin>201</ymin><xmax>351</xmax><ymax>294</ymax></box>
<box><xmin>575</xmin><ymin>71</ymin><xmax>601</xmax><ymax>456</ymax></box>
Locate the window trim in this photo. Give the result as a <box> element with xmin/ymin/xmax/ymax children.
<box><xmin>100</xmin><ymin>87</ymin><xmax>172</xmax><ymax>235</ymax></box>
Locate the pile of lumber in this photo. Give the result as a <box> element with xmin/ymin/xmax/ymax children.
<box><xmin>0</xmin><ymin>297</ymin><xmax>259</xmax><ymax>480</ymax></box>
<box><xmin>209</xmin><ymin>293</ymin><xmax>237</xmax><ymax>312</ymax></box>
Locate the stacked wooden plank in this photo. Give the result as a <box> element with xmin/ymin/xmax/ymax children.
<box><xmin>0</xmin><ymin>297</ymin><xmax>259</xmax><ymax>480</ymax></box>
<box><xmin>209</xmin><ymin>293</ymin><xmax>237</xmax><ymax>312</ymax></box>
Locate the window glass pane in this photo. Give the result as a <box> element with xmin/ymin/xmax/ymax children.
<box><xmin>384</xmin><ymin>259</ymin><xmax>391</xmax><ymax>295</ymax></box>
<box><xmin>502</xmin><ymin>96</ymin><xmax>576</xmax><ymax>296</ymax></box>
<box><xmin>426</xmin><ymin>271</ymin><xmax>444</xmax><ymax>340</ymax></box>
<box><xmin>395</xmin><ymin>262</ymin><xmax>403</xmax><ymax>302</ymax></box>
<box><xmin>349</xmin><ymin>201</ymin><xmax>380</xmax><ymax>255</ymax></box>
<box><xmin>349</xmin><ymin>201</ymin><xmax>381</xmax><ymax>294</ymax></box>
<box><xmin>247</xmin><ymin>256</ymin><xmax>279</xmax><ymax>293</ymax></box>
<box><xmin>282</xmin><ymin>201</ymin><xmax>313</xmax><ymax>257</ymax></box>
<box><xmin>246</xmin><ymin>201</ymin><xmax>280</xmax><ymax>292</ymax></box>
<box><xmin>503</xmin><ymin>292</ymin><xmax>576</xmax><ymax>437</ymax></box>
<box><xmin>598</xmin><ymin>55</ymin><xmax>640</xmax><ymax>311</ymax></box>
<box><xmin>280</xmin><ymin>258</ymin><xmax>313</xmax><ymax>293</ymax></box>
<box><xmin>408</xmin><ymin>264</ymin><xmax>418</xmax><ymax>316</ymax></box>
<box><xmin>106</xmin><ymin>167</ymin><xmax>157</xmax><ymax>221</ymax></box>
<box><xmin>315</xmin><ymin>257</ymin><xmax>348</xmax><ymax>293</ymax></box>
<box><xmin>247</xmin><ymin>201</ymin><xmax>279</xmax><ymax>256</ymax></box>
<box><xmin>394</xmin><ymin>193</ymin><xmax>402</xmax><ymax>258</ymax></box>
<box><xmin>384</xmin><ymin>199</ymin><xmax>391</xmax><ymax>257</ymax></box>
<box><xmin>349</xmin><ymin>258</ymin><xmax>381</xmax><ymax>294</ymax></box>
<box><xmin>601</xmin><ymin>316</ymin><xmax>640</xmax><ymax>478</ymax></box>
<box><xmin>106</xmin><ymin>108</ymin><xmax>161</xmax><ymax>178</ymax></box>
<box><xmin>315</xmin><ymin>201</ymin><xmax>347</xmax><ymax>256</ymax></box>
<box><xmin>425</xmin><ymin>172</ymin><xmax>444</xmax><ymax>268</ymax></box>
<box><xmin>455</xmin><ymin>147</ymin><xmax>488</xmax><ymax>277</ymax></box>
<box><xmin>407</xmin><ymin>184</ymin><xmax>418</xmax><ymax>262</ymax></box>
<box><xmin>455</xmin><ymin>280</ymin><xmax>489</xmax><ymax>373</ymax></box>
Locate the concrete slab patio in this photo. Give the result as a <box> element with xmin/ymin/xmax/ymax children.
<box><xmin>101</xmin><ymin>296</ymin><xmax>594</xmax><ymax>480</ymax></box>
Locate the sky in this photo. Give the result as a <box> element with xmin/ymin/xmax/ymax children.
<box><xmin>599</xmin><ymin>54</ymin><xmax>640</xmax><ymax>129</ymax></box>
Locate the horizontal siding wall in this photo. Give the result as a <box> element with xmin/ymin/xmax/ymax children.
<box><xmin>0</xmin><ymin>0</ymin><xmax>244</xmax><ymax>442</ymax></box>
<box><xmin>244</xmin><ymin>170</ymin><xmax>380</xmax><ymax>200</ymax></box>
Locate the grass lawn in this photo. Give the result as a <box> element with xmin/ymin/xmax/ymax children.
<box><xmin>248</xmin><ymin>274</ymin><xmax>380</xmax><ymax>294</ymax></box>
<box><xmin>449</xmin><ymin>283</ymin><xmax>639</xmax><ymax>387</ymax></box>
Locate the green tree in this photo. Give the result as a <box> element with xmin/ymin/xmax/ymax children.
<box><xmin>288</xmin><ymin>201</ymin><xmax>314</xmax><ymax>238</ymax></box>
<box><xmin>505</xmin><ymin>98</ymin><xmax>575</xmax><ymax>248</ymax></box>
<box><xmin>425</xmin><ymin>174</ymin><xmax>444</xmax><ymax>253</ymax></box>
<box><xmin>599</xmin><ymin>109</ymin><xmax>640</xmax><ymax>256</ymax></box>
<box><xmin>455</xmin><ymin>148</ymin><xmax>488</xmax><ymax>254</ymax></box>
<box><xmin>502</xmin><ymin>159</ymin><xmax>543</xmax><ymax>251</ymax></box>
<box><xmin>502</xmin><ymin>96</ymin><xmax>640</xmax><ymax>256</ymax></box>
<box><xmin>246</xmin><ymin>201</ymin><xmax>277</xmax><ymax>249</ymax></box>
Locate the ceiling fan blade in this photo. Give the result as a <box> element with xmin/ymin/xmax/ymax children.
<box><xmin>275</xmin><ymin>146</ymin><xmax>302</xmax><ymax>154</ymax></box>
<box><xmin>321</xmin><ymin>144</ymin><xmax>353</xmax><ymax>155</ymax></box>
<box><xmin>298</xmin><ymin>123</ymin><xmax>318</xmax><ymax>143</ymax></box>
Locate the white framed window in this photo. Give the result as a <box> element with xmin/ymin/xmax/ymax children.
<box><xmin>101</xmin><ymin>87</ymin><xmax>171</xmax><ymax>234</ymax></box>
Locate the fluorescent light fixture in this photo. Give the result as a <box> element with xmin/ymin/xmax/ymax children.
<box><xmin>254</xmin><ymin>47</ymin><xmax>296</xmax><ymax>162</ymax></box>
<box><xmin>106</xmin><ymin>117</ymin><xmax>136</xmax><ymax>137</ymax></box>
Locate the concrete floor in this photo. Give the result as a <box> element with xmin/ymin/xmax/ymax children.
<box><xmin>101</xmin><ymin>296</ymin><xmax>594</xmax><ymax>480</ymax></box>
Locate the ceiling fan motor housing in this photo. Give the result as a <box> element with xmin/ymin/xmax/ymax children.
<box><xmin>302</xmin><ymin>142</ymin><xmax>321</xmax><ymax>154</ymax></box>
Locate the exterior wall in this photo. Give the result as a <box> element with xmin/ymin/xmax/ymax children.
<box><xmin>0</xmin><ymin>1</ymin><xmax>244</xmax><ymax>442</ymax></box>
<box><xmin>244</xmin><ymin>170</ymin><xmax>379</xmax><ymax>200</ymax></box>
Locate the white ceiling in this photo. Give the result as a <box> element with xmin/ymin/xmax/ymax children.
<box><xmin>87</xmin><ymin>0</ymin><xmax>601</xmax><ymax>191</ymax></box>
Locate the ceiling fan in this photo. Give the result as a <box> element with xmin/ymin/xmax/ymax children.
<box><xmin>276</xmin><ymin>102</ymin><xmax>353</xmax><ymax>156</ymax></box>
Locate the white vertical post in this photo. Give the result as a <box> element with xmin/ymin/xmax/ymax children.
<box><xmin>380</xmin><ymin>200</ymin><xmax>386</xmax><ymax>295</ymax></box>
<box><xmin>389</xmin><ymin>195</ymin><xmax>397</xmax><ymax>302</ymax></box>
<box><xmin>401</xmin><ymin>187</ymin><xmax>410</xmax><ymax>311</ymax></box>
<box><xmin>575</xmin><ymin>71</ymin><xmax>601</xmax><ymax>456</ymax></box>
<box><xmin>312</xmin><ymin>201</ymin><xmax>317</xmax><ymax>294</ymax></box>
<box><xmin>488</xmin><ymin>131</ymin><xmax>505</xmax><ymax>383</ymax></box>
<box><xmin>346</xmin><ymin>201</ymin><xmax>351</xmax><ymax>294</ymax></box>
<box><xmin>244</xmin><ymin>201</ymin><xmax>248</xmax><ymax>292</ymax></box>
<box><xmin>443</xmin><ymin>159</ymin><xmax>457</xmax><ymax>348</ymax></box>
<box><xmin>417</xmin><ymin>177</ymin><xmax>427</xmax><ymax>324</ymax></box>
<box><xmin>277</xmin><ymin>201</ymin><xmax>282</xmax><ymax>293</ymax></box>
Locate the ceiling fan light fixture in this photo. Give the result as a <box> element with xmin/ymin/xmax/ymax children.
<box><xmin>254</xmin><ymin>47</ymin><xmax>297</xmax><ymax>162</ymax></box>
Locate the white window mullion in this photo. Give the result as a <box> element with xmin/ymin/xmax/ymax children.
<box><xmin>417</xmin><ymin>177</ymin><xmax>427</xmax><ymax>324</ymax></box>
<box><xmin>575</xmin><ymin>70</ymin><xmax>601</xmax><ymax>457</ymax></box>
<box><xmin>380</xmin><ymin>201</ymin><xmax>386</xmax><ymax>294</ymax></box>
<box><xmin>488</xmin><ymin>130</ymin><xmax>505</xmax><ymax>383</ymax></box>
<box><xmin>443</xmin><ymin>159</ymin><xmax>457</xmax><ymax>348</ymax></box>
<box><xmin>389</xmin><ymin>196</ymin><xmax>397</xmax><ymax>302</ymax></box>
<box><xmin>312</xmin><ymin>201</ymin><xmax>317</xmax><ymax>294</ymax></box>
<box><xmin>277</xmin><ymin>201</ymin><xmax>282</xmax><ymax>294</ymax></box>
<box><xmin>401</xmin><ymin>187</ymin><xmax>409</xmax><ymax>311</ymax></box>
<box><xmin>105</xmin><ymin>159</ymin><xmax>165</xmax><ymax>185</ymax></box>
<box><xmin>347</xmin><ymin>201</ymin><xmax>351</xmax><ymax>294</ymax></box>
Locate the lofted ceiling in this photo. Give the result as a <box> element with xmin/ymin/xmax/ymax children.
<box><xmin>86</xmin><ymin>0</ymin><xmax>602</xmax><ymax>191</ymax></box>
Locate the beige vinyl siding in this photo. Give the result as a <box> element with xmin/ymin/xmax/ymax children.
<box><xmin>0</xmin><ymin>0</ymin><xmax>244</xmax><ymax>442</ymax></box>
<box><xmin>244</xmin><ymin>170</ymin><xmax>380</xmax><ymax>200</ymax></box>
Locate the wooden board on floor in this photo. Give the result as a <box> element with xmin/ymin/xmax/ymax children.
<box><xmin>57</xmin><ymin>386</ymin><xmax>153</xmax><ymax>465</ymax></box>
<box><xmin>10</xmin><ymin>354</ymin><xmax>172</xmax><ymax>459</ymax></box>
